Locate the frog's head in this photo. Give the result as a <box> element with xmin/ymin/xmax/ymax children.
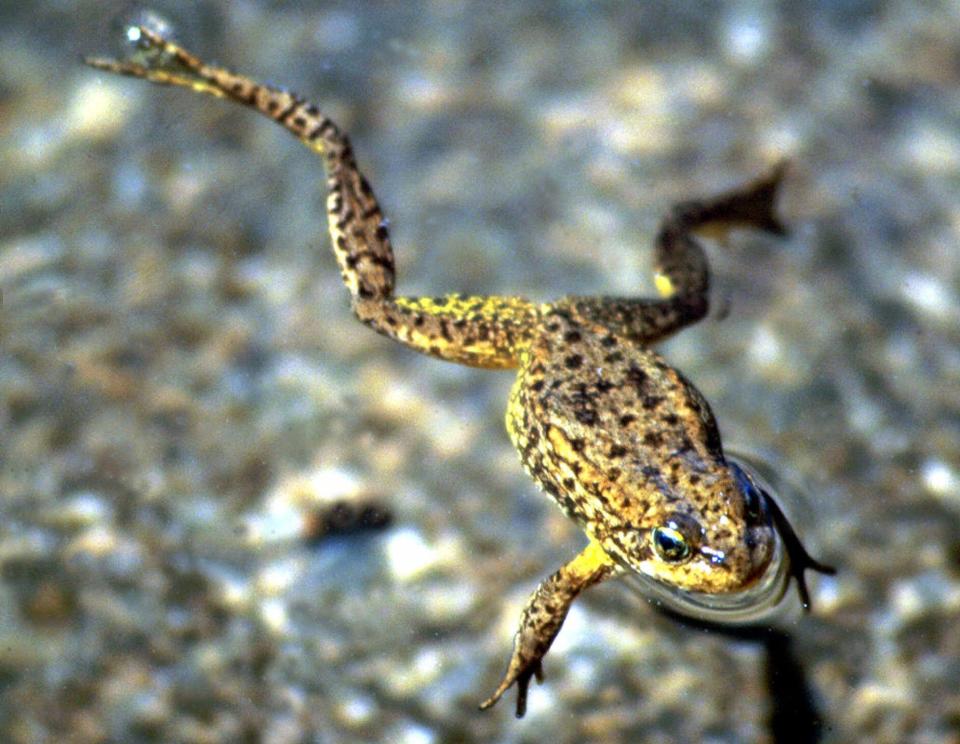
<box><xmin>608</xmin><ymin>460</ymin><xmax>780</xmax><ymax>598</ymax></box>
<box><xmin>608</xmin><ymin>458</ymin><xmax>836</xmax><ymax>620</ymax></box>
<box><xmin>648</xmin><ymin>461</ymin><xmax>778</xmax><ymax>594</ymax></box>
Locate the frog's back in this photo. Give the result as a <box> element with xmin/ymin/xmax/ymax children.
<box><xmin>506</xmin><ymin>305</ymin><xmax>725</xmax><ymax>539</ymax></box>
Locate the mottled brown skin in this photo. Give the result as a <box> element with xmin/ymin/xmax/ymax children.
<box><xmin>87</xmin><ymin>28</ymin><xmax>833</xmax><ymax>719</ymax></box>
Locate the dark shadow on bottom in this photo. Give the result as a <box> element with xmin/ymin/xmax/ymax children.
<box><xmin>658</xmin><ymin>609</ymin><xmax>828</xmax><ymax>744</ymax></box>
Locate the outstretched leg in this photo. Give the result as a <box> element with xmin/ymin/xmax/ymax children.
<box><xmin>480</xmin><ymin>540</ymin><xmax>621</xmax><ymax>718</ymax></box>
<box><xmin>86</xmin><ymin>26</ymin><xmax>537</xmax><ymax>369</ymax></box>
<box><xmin>558</xmin><ymin>164</ymin><xmax>787</xmax><ymax>345</ymax></box>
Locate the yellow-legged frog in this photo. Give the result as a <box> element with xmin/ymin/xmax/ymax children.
<box><xmin>87</xmin><ymin>26</ymin><xmax>834</xmax><ymax>717</ymax></box>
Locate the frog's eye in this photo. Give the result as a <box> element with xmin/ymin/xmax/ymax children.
<box><xmin>651</xmin><ymin>525</ymin><xmax>691</xmax><ymax>563</ymax></box>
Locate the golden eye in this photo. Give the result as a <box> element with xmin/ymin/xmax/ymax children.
<box><xmin>651</xmin><ymin>525</ymin><xmax>691</xmax><ymax>563</ymax></box>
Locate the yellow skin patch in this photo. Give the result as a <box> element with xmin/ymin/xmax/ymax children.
<box><xmin>87</xmin><ymin>28</ymin><xmax>833</xmax><ymax>718</ymax></box>
<box><xmin>654</xmin><ymin>272</ymin><xmax>676</xmax><ymax>298</ymax></box>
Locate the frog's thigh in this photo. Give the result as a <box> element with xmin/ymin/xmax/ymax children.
<box><xmin>480</xmin><ymin>539</ymin><xmax>621</xmax><ymax>717</ymax></box>
<box><xmin>354</xmin><ymin>294</ymin><xmax>537</xmax><ymax>369</ymax></box>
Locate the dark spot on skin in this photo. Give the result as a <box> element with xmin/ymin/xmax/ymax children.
<box><xmin>619</xmin><ymin>414</ymin><xmax>636</xmax><ymax>427</ymax></box>
<box><xmin>688</xmin><ymin>474</ymin><xmax>701</xmax><ymax>485</ymax></box>
<box><xmin>595</xmin><ymin>379</ymin><xmax>615</xmax><ymax>393</ymax></box>
<box><xmin>559</xmin><ymin>495</ymin><xmax>578</xmax><ymax>515</ymax></box>
<box><xmin>564</xmin><ymin>330</ymin><xmax>582</xmax><ymax>343</ymax></box>
<box><xmin>570</xmin><ymin>439</ymin><xmax>585</xmax><ymax>452</ymax></box>
<box><xmin>413</xmin><ymin>315</ymin><xmax>425</xmax><ymax>327</ymax></box>
<box><xmin>562</xmin><ymin>477</ymin><xmax>576</xmax><ymax>490</ymax></box>
<box><xmin>642</xmin><ymin>395</ymin><xmax>663</xmax><ymax>410</ymax></box>
<box><xmin>600</xmin><ymin>336</ymin><xmax>618</xmax><ymax>347</ymax></box>
<box><xmin>604</xmin><ymin>351</ymin><xmax>624</xmax><ymax>364</ymax></box>
<box><xmin>663</xmin><ymin>413</ymin><xmax>679</xmax><ymax>426</ymax></box>
<box><xmin>701</xmin><ymin>424</ymin><xmax>723</xmax><ymax>457</ymax></box>
<box><xmin>564</xmin><ymin>354</ymin><xmax>583</xmax><ymax>370</ymax></box>
<box><xmin>530</xmin><ymin>380</ymin><xmax>545</xmax><ymax>393</ymax></box>
<box><xmin>336</xmin><ymin>208</ymin><xmax>354</xmax><ymax>230</ymax></box>
<box><xmin>607</xmin><ymin>468</ymin><xmax>621</xmax><ymax>481</ymax></box>
<box><xmin>609</xmin><ymin>445</ymin><xmax>628</xmax><ymax>458</ymax></box>
<box><xmin>308</xmin><ymin>119</ymin><xmax>336</xmax><ymax>140</ymax></box>
<box><xmin>293</xmin><ymin>116</ymin><xmax>307</xmax><ymax>128</ymax></box>
<box><xmin>432</xmin><ymin>296</ymin><xmax>448</xmax><ymax>307</ymax></box>
<box><xmin>643</xmin><ymin>432</ymin><xmax>663</xmax><ymax>447</ymax></box>
<box><xmin>546</xmin><ymin>322</ymin><xmax>560</xmax><ymax>333</ymax></box>
<box><xmin>575</xmin><ymin>410</ymin><xmax>598</xmax><ymax>426</ymax></box>
<box><xmin>626</xmin><ymin>364</ymin><xmax>648</xmax><ymax>392</ymax></box>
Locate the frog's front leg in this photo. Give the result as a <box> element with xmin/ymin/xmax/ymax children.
<box><xmin>480</xmin><ymin>540</ymin><xmax>621</xmax><ymax>718</ymax></box>
<box><xmin>86</xmin><ymin>26</ymin><xmax>538</xmax><ymax>370</ymax></box>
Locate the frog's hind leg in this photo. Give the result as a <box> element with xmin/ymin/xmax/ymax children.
<box><xmin>86</xmin><ymin>26</ymin><xmax>537</xmax><ymax>370</ymax></box>
<box><xmin>479</xmin><ymin>540</ymin><xmax>621</xmax><ymax>718</ymax></box>
<box><xmin>655</xmin><ymin>161</ymin><xmax>788</xmax><ymax>302</ymax></box>
<box><xmin>559</xmin><ymin>163</ymin><xmax>788</xmax><ymax>345</ymax></box>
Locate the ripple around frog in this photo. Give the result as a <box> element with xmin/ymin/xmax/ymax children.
<box><xmin>622</xmin><ymin>451</ymin><xmax>830</xmax><ymax>626</ymax></box>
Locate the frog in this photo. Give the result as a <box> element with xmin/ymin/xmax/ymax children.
<box><xmin>87</xmin><ymin>26</ymin><xmax>835</xmax><ymax>718</ymax></box>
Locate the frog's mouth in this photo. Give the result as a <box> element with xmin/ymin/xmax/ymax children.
<box><xmin>627</xmin><ymin>529</ymin><xmax>792</xmax><ymax>624</ymax></box>
<box><xmin>622</xmin><ymin>454</ymin><xmax>833</xmax><ymax>625</ymax></box>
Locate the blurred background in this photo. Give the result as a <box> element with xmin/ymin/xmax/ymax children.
<box><xmin>2</xmin><ymin>2</ymin><xmax>959</xmax><ymax>742</ymax></box>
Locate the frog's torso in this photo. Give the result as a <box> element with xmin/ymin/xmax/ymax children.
<box><xmin>508</xmin><ymin>305</ymin><xmax>718</xmax><ymax>535</ymax></box>
<box><xmin>88</xmin><ymin>27</ymin><xmax>833</xmax><ymax>719</ymax></box>
<box><xmin>506</xmin><ymin>301</ymin><xmax>771</xmax><ymax>595</ymax></box>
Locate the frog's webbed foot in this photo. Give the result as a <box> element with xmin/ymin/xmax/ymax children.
<box><xmin>85</xmin><ymin>25</ymin><xmax>211</xmax><ymax>90</ymax></box>
<box><xmin>763</xmin><ymin>490</ymin><xmax>836</xmax><ymax>610</ymax></box>
<box><xmin>670</xmin><ymin>160</ymin><xmax>790</xmax><ymax>239</ymax></box>
<box><xmin>478</xmin><ymin>647</ymin><xmax>544</xmax><ymax>718</ymax></box>
<box><xmin>479</xmin><ymin>541</ymin><xmax>619</xmax><ymax>718</ymax></box>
